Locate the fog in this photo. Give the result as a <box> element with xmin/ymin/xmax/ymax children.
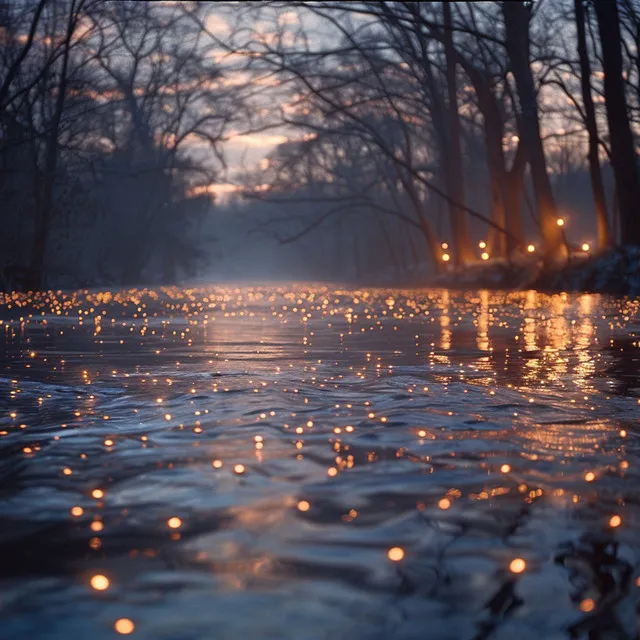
<box><xmin>1</xmin><ymin>0</ymin><xmax>639</xmax><ymax>291</ymax></box>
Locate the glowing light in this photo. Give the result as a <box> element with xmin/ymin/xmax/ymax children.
<box><xmin>90</xmin><ymin>574</ymin><xmax>110</xmax><ymax>590</ymax></box>
<box><xmin>441</xmin><ymin>242</ymin><xmax>449</xmax><ymax>249</ymax></box>
<box><xmin>481</xmin><ymin>252</ymin><xmax>490</xmax><ymax>261</ymax></box>
<box><xmin>387</xmin><ymin>547</ymin><xmax>405</xmax><ymax>561</ymax></box>
<box><xmin>114</xmin><ymin>619</ymin><xmax>135</xmax><ymax>635</ymax></box>
<box><xmin>581</xmin><ymin>243</ymin><xmax>590</xmax><ymax>252</ymax></box>
<box><xmin>527</xmin><ymin>244</ymin><xmax>535</xmax><ymax>253</ymax></box>
<box><xmin>438</xmin><ymin>498</ymin><xmax>451</xmax><ymax>510</ymax></box>
<box><xmin>327</xmin><ymin>467</ymin><xmax>338</xmax><ymax>476</ymax></box>
<box><xmin>580</xmin><ymin>598</ymin><xmax>595</xmax><ymax>613</ymax></box>
<box><xmin>500</xmin><ymin>464</ymin><xmax>511</xmax><ymax>473</ymax></box>
<box><xmin>233</xmin><ymin>464</ymin><xmax>245</xmax><ymax>474</ymax></box>
<box><xmin>478</xmin><ymin>241</ymin><xmax>487</xmax><ymax>249</ymax></box>
<box><xmin>212</xmin><ymin>459</ymin><xmax>222</xmax><ymax>468</ymax></box>
<box><xmin>556</xmin><ymin>218</ymin><xmax>565</xmax><ymax>227</ymax></box>
<box><xmin>585</xmin><ymin>472</ymin><xmax>595</xmax><ymax>482</ymax></box>
<box><xmin>442</xmin><ymin>253</ymin><xmax>451</xmax><ymax>262</ymax></box>
<box><xmin>297</xmin><ymin>500</ymin><xmax>310</xmax><ymax>512</ymax></box>
<box><xmin>509</xmin><ymin>558</ymin><xmax>526</xmax><ymax>574</ymax></box>
<box><xmin>71</xmin><ymin>506</ymin><xmax>84</xmax><ymax>517</ymax></box>
<box><xmin>167</xmin><ymin>517</ymin><xmax>182</xmax><ymax>529</ymax></box>
<box><xmin>91</xmin><ymin>521</ymin><xmax>104</xmax><ymax>532</ymax></box>
<box><xmin>63</xmin><ymin>467</ymin><xmax>72</xmax><ymax>475</ymax></box>
<box><xmin>164</xmin><ymin>413</ymin><xmax>171</xmax><ymax>421</ymax></box>
<box><xmin>609</xmin><ymin>514</ymin><xmax>622</xmax><ymax>528</ymax></box>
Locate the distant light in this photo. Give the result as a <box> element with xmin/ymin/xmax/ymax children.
<box><xmin>580</xmin><ymin>598</ymin><xmax>595</xmax><ymax>613</ymax></box>
<box><xmin>297</xmin><ymin>500</ymin><xmax>310</xmax><ymax>512</ymax></box>
<box><xmin>234</xmin><ymin>464</ymin><xmax>246</xmax><ymax>474</ymax></box>
<box><xmin>442</xmin><ymin>253</ymin><xmax>451</xmax><ymax>262</ymax></box>
<box><xmin>91</xmin><ymin>574</ymin><xmax>110</xmax><ymax>591</ymax></box>
<box><xmin>167</xmin><ymin>516</ymin><xmax>182</xmax><ymax>529</ymax></box>
<box><xmin>438</xmin><ymin>498</ymin><xmax>451</xmax><ymax>510</ymax></box>
<box><xmin>585</xmin><ymin>472</ymin><xmax>595</xmax><ymax>482</ymax></box>
<box><xmin>478</xmin><ymin>241</ymin><xmax>487</xmax><ymax>249</ymax></box>
<box><xmin>527</xmin><ymin>244</ymin><xmax>535</xmax><ymax>253</ymax></box>
<box><xmin>500</xmin><ymin>464</ymin><xmax>511</xmax><ymax>473</ymax></box>
<box><xmin>581</xmin><ymin>243</ymin><xmax>590</xmax><ymax>252</ymax></box>
<box><xmin>609</xmin><ymin>514</ymin><xmax>622</xmax><ymax>528</ymax></box>
<box><xmin>557</xmin><ymin>218</ymin><xmax>565</xmax><ymax>227</ymax></box>
<box><xmin>387</xmin><ymin>547</ymin><xmax>405</xmax><ymax>561</ymax></box>
<box><xmin>481</xmin><ymin>252</ymin><xmax>490</xmax><ymax>261</ymax></box>
<box><xmin>114</xmin><ymin>618</ymin><xmax>135</xmax><ymax>635</ymax></box>
<box><xmin>92</xmin><ymin>489</ymin><xmax>104</xmax><ymax>499</ymax></box>
<box><xmin>441</xmin><ymin>242</ymin><xmax>449</xmax><ymax>250</ymax></box>
<box><xmin>509</xmin><ymin>558</ymin><xmax>526</xmax><ymax>574</ymax></box>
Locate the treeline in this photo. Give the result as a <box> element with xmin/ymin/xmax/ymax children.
<box><xmin>234</xmin><ymin>0</ymin><xmax>640</xmax><ymax>272</ymax></box>
<box><xmin>0</xmin><ymin>0</ymin><xmax>245</xmax><ymax>289</ymax></box>
<box><xmin>3</xmin><ymin>1</ymin><xmax>640</xmax><ymax>289</ymax></box>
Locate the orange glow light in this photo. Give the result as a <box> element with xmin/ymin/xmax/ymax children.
<box><xmin>387</xmin><ymin>547</ymin><xmax>405</xmax><ymax>561</ymax></box>
<box><xmin>509</xmin><ymin>558</ymin><xmax>526</xmax><ymax>574</ymax></box>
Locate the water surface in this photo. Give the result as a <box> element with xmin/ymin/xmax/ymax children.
<box><xmin>1</xmin><ymin>285</ymin><xmax>639</xmax><ymax>639</ymax></box>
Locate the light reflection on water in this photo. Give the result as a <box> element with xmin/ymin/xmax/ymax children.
<box><xmin>0</xmin><ymin>285</ymin><xmax>639</xmax><ymax>639</ymax></box>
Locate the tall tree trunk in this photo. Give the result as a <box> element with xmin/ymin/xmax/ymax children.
<box><xmin>30</xmin><ymin>0</ymin><xmax>80</xmax><ymax>289</ymax></box>
<box><xmin>575</xmin><ymin>0</ymin><xmax>610</xmax><ymax>249</ymax></box>
<box><xmin>594</xmin><ymin>0</ymin><xmax>640</xmax><ymax>246</ymax></box>
<box><xmin>505</xmin><ymin>140</ymin><xmax>527</xmax><ymax>250</ymax></box>
<box><xmin>443</xmin><ymin>1</ymin><xmax>474</xmax><ymax>265</ymax></box>
<box><xmin>503</xmin><ymin>1</ymin><xmax>566</xmax><ymax>260</ymax></box>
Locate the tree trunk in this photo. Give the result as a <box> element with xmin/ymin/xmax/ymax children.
<box><xmin>594</xmin><ymin>0</ymin><xmax>640</xmax><ymax>246</ymax></box>
<box><xmin>503</xmin><ymin>1</ymin><xmax>566</xmax><ymax>260</ymax></box>
<box><xmin>443</xmin><ymin>1</ymin><xmax>474</xmax><ymax>265</ymax></box>
<box><xmin>575</xmin><ymin>0</ymin><xmax>610</xmax><ymax>249</ymax></box>
<box><xmin>30</xmin><ymin>1</ymin><xmax>79</xmax><ymax>288</ymax></box>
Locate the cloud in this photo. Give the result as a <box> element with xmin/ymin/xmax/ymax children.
<box><xmin>205</xmin><ymin>14</ymin><xmax>230</xmax><ymax>35</ymax></box>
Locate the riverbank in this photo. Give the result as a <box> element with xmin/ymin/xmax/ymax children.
<box><xmin>427</xmin><ymin>246</ymin><xmax>640</xmax><ymax>295</ymax></box>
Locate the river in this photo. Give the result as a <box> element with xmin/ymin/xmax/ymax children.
<box><xmin>0</xmin><ymin>285</ymin><xmax>639</xmax><ymax>639</ymax></box>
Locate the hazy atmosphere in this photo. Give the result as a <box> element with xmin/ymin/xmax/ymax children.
<box><xmin>1</xmin><ymin>2</ymin><xmax>640</xmax><ymax>639</ymax></box>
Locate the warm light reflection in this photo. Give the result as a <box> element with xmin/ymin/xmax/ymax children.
<box><xmin>387</xmin><ymin>547</ymin><xmax>405</xmax><ymax>561</ymax></box>
<box><xmin>90</xmin><ymin>574</ymin><xmax>110</xmax><ymax>590</ymax></box>
<box><xmin>509</xmin><ymin>558</ymin><xmax>526</xmax><ymax>574</ymax></box>
<box><xmin>115</xmin><ymin>619</ymin><xmax>135</xmax><ymax>635</ymax></box>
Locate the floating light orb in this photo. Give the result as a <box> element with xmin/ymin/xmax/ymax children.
<box><xmin>581</xmin><ymin>243</ymin><xmax>590</xmax><ymax>252</ymax></box>
<box><xmin>509</xmin><ymin>558</ymin><xmax>526</xmax><ymax>574</ymax></box>
<box><xmin>441</xmin><ymin>242</ymin><xmax>449</xmax><ymax>250</ymax></box>
<box><xmin>527</xmin><ymin>244</ymin><xmax>535</xmax><ymax>253</ymax></box>
<box><xmin>114</xmin><ymin>618</ymin><xmax>135</xmax><ymax>635</ymax></box>
<box><xmin>580</xmin><ymin>598</ymin><xmax>595</xmax><ymax>612</ymax></box>
<box><xmin>442</xmin><ymin>253</ymin><xmax>450</xmax><ymax>262</ymax></box>
<box><xmin>481</xmin><ymin>252</ymin><xmax>490</xmax><ymax>261</ymax></box>
<box><xmin>478</xmin><ymin>241</ymin><xmax>487</xmax><ymax>249</ymax></box>
<box><xmin>91</xmin><ymin>574</ymin><xmax>110</xmax><ymax>591</ymax></box>
<box><xmin>387</xmin><ymin>547</ymin><xmax>405</xmax><ymax>561</ymax></box>
<box><xmin>609</xmin><ymin>514</ymin><xmax>622</xmax><ymax>528</ymax></box>
<box><xmin>297</xmin><ymin>500</ymin><xmax>310</xmax><ymax>512</ymax></box>
<box><xmin>557</xmin><ymin>218</ymin><xmax>565</xmax><ymax>227</ymax></box>
<box><xmin>438</xmin><ymin>498</ymin><xmax>451</xmax><ymax>510</ymax></box>
<box><xmin>167</xmin><ymin>516</ymin><xmax>182</xmax><ymax>529</ymax></box>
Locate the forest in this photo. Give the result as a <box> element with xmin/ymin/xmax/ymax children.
<box><xmin>1</xmin><ymin>0</ymin><xmax>640</xmax><ymax>289</ymax></box>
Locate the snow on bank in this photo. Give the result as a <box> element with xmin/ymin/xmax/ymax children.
<box><xmin>429</xmin><ymin>247</ymin><xmax>640</xmax><ymax>295</ymax></box>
